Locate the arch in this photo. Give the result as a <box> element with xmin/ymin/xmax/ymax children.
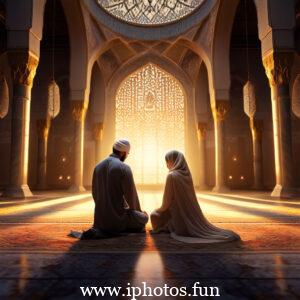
<box><xmin>60</xmin><ymin>0</ymin><xmax>89</xmax><ymax>102</ymax></box>
<box><xmin>174</xmin><ymin>38</ymin><xmax>213</xmax><ymax>88</ymax></box>
<box><xmin>212</xmin><ymin>0</ymin><xmax>239</xmax><ymax>97</ymax></box>
<box><xmin>89</xmin><ymin>63</ymin><xmax>105</xmax><ymax>121</ymax></box>
<box><xmin>108</xmin><ymin>52</ymin><xmax>193</xmax><ymax>101</ymax></box>
<box><xmin>103</xmin><ymin>52</ymin><xmax>200</xmax><ymax>185</ymax></box>
<box><xmin>115</xmin><ymin>63</ymin><xmax>186</xmax><ymax>185</ymax></box>
<box><xmin>195</xmin><ymin>62</ymin><xmax>211</xmax><ymax>120</ymax></box>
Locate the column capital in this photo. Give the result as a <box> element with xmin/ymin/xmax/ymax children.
<box><xmin>212</xmin><ymin>100</ymin><xmax>230</xmax><ymax>121</ymax></box>
<box><xmin>8</xmin><ymin>51</ymin><xmax>39</xmax><ymax>87</ymax></box>
<box><xmin>93</xmin><ymin>122</ymin><xmax>103</xmax><ymax>141</ymax></box>
<box><xmin>36</xmin><ymin>119</ymin><xmax>51</xmax><ymax>139</ymax></box>
<box><xmin>250</xmin><ymin>118</ymin><xmax>263</xmax><ymax>141</ymax></box>
<box><xmin>197</xmin><ymin>122</ymin><xmax>207</xmax><ymax>140</ymax></box>
<box><xmin>262</xmin><ymin>51</ymin><xmax>294</xmax><ymax>86</ymax></box>
<box><xmin>71</xmin><ymin>100</ymin><xmax>88</xmax><ymax>122</ymax></box>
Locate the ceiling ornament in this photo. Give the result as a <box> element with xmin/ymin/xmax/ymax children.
<box><xmin>97</xmin><ymin>0</ymin><xmax>205</xmax><ymax>26</ymax></box>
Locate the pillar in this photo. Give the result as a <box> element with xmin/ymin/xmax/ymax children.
<box><xmin>2</xmin><ymin>52</ymin><xmax>38</xmax><ymax>198</ymax></box>
<box><xmin>263</xmin><ymin>51</ymin><xmax>297</xmax><ymax>198</ymax></box>
<box><xmin>69</xmin><ymin>100</ymin><xmax>87</xmax><ymax>193</ymax></box>
<box><xmin>36</xmin><ymin>119</ymin><xmax>51</xmax><ymax>190</ymax></box>
<box><xmin>250</xmin><ymin>118</ymin><xmax>264</xmax><ymax>190</ymax></box>
<box><xmin>93</xmin><ymin>122</ymin><xmax>103</xmax><ymax>165</ymax></box>
<box><xmin>212</xmin><ymin>100</ymin><xmax>230</xmax><ymax>193</ymax></box>
<box><xmin>197</xmin><ymin>122</ymin><xmax>208</xmax><ymax>190</ymax></box>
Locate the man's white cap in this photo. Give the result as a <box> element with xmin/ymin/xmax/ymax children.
<box><xmin>113</xmin><ymin>139</ymin><xmax>130</xmax><ymax>153</ymax></box>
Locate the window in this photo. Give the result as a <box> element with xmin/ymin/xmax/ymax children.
<box><xmin>115</xmin><ymin>63</ymin><xmax>185</xmax><ymax>185</ymax></box>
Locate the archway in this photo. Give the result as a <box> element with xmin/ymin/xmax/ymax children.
<box><xmin>115</xmin><ymin>63</ymin><xmax>186</xmax><ymax>186</ymax></box>
<box><xmin>228</xmin><ymin>0</ymin><xmax>273</xmax><ymax>190</ymax></box>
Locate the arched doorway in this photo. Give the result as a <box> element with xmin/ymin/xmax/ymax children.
<box><xmin>115</xmin><ymin>63</ymin><xmax>185</xmax><ymax>186</ymax></box>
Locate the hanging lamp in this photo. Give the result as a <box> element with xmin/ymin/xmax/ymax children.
<box><xmin>242</xmin><ymin>0</ymin><xmax>256</xmax><ymax>118</ymax></box>
<box><xmin>47</xmin><ymin>0</ymin><xmax>60</xmax><ymax>119</ymax></box>
<box><xmin>0</xmin><ymin>75</ymin><xmax>9</xmax><ymax>119</ymax></box>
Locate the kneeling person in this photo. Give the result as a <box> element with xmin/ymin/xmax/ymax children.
<box><xmin>83</xmin><ymin>139</ymin><xmax>148</xmax><ymax>239</ymax></box>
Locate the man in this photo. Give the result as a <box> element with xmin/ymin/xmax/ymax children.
<box><xmin>82</xmin><ymin>139</ymin><xmax>148</xmax><ymax>239</ymax></box>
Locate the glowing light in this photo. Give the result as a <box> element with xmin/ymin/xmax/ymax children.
<box><xmin>228</xmin><ymin>175</ymin><xmax>233</xmax><ymax>180</ymax></box>
<box><xmin>58</xmin><ymin>175</ymin><xmax>63</xmax><ymax>180</ymax></box>
<box><xmin>61</xmin><ymin>157</ymin><xmax>66</xmax><ymax>162</ymax></box>
<box><xmin>232</xmin><ymin>156</ymin><xmax>237</xmax><ymax>162</ymax></box>
<box><xmin>116</xmin><ymin>63</ymin><xmax>185</xmax><ymax>185</ymax></box>
<box><xmin>67</xmin><ymin>176</ymin><xmax>71</xmax><ymax>180</ymax></box>
<box><xmin>240</xmin><ymin>176</ymin><xmax>245</xmax><ymax>180</ymax></box>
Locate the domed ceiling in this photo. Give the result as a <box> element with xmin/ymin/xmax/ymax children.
<box><xmin>96</xmin><ymin>0</ymin><xmax>206</xmax><ymax>26</ymax></box>
<box><xmin>84</xmin><ymin>0</ymin><xmax>216</xmax><ymax>39</ymax></box>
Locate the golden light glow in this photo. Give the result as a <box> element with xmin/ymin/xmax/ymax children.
<box><xmin>232</xmin><ymin>156</ymin><xmax>237</xmax><ymax>162</ymax></box>
<box><xmin>116</xmin><ymin>63</ymin><xmax>185</xmax><ymax>185</ymax></box>
<box><xmin>1</xmin><ymin>191</ymin><xmax>299</xmax><ymax>227</ymax></box>
<box><xmin>229</xmin><ymin>175</ymin><xmax>233</xmax><ymax>180</ymax></box>
<box><xmin>58</xmin><ymin>175</ymin><xmax>63</xmax><ymax>180</ymax></box>
<box><xmin>240</xmin><ymin>176</ymin><xmax>245</xmax><ymax>180</ymax></box>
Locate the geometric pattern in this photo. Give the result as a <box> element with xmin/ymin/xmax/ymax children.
<box><xmin>97</xmin><ymin>0</ymin><xmax>205</xmax><ymax>26</ymax></box>
<box><xmin>115</xmin><ymin>63</ymin><xmax>185</xmax><ymax>185</ymax></box>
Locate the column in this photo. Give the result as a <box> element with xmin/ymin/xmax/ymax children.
<box><xmin>212</xmin><ymin>100</ymin><xmax>230</xmax><ymax>193</ymax></box>
<box><xmin>2</xmin><ymin>52</ymin><xmax>38</xmax><ymax>198</ymax></box>
<box><xmin>250</xmin><ymin>118</ymin><xmax>264</xmax><ymax>190</ymax></box>
<box><xmin>93</xmin><ymin>122</ymin><xmax>103</xmax><ymax>165</ymax></box>
<box><xmin>263</xmin><ymin>51</ymin><xmax>297</xmax><ymax>198</ymax></box>
<box><xmin>36</xmin><ymin>119</ymin><xmax>51</xmax><ymax>190</ymax></box>
<box><xmin>197</xmin><ymin>122</ymin><xmax>208</xmax><ymax>190</ymax></box>
<box><xmin>69</xmin><ymin>100</ymin><xmax>87</xmax><ymax>193</ymax></box>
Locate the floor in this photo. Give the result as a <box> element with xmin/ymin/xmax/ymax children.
<box><xmin>0</xmin><ymin>190</ymin><xmax>299</xmax><ymax>299</ymax></box>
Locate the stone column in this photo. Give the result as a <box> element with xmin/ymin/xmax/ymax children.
<box><xmin>2</xmin><ymin>52</ymin><xmax>38</xmax><ymax>198</ymax></box>
<box><xmin>250</xmin><ymin>118</ymin><xmax>264</xmax><ymax>190</ymax></box>
<box><xmin>197</xmin><ymin>122</ymin><xmax>208</xmax><ymax>190</ymax></box>
<box><xmin>263</xmin><ymin>51</ymin><xmax>297</xmax><ymax>198</ymax></box>
<box><xmin>69</xmin><ymin>100</ymin><xmax>87</xmax><ymax>193</ymax></box>
<box><xmin>36</xmin><ymin>119</ymin><xmax>51</xmax><ymax>190</ymax></box>
<box><xmin>93</xmin><ymin>122</ymin><xmax>103</xmax><ymax>165</ymax></box>
<box><xmin>212</xmin><ymin>100</ymin><xmax>230</xmax><ymax>193</ymax></box>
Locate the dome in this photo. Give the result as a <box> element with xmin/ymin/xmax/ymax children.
<box><xmin>96</xmin><ymin>0</ymin><xmax>205</xmax><ymax>26</ymax></box>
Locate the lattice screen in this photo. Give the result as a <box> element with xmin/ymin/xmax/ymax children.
<box><xmin>115</xmin><ymin>63</ymin><xmax>185</xmax><ymax>185</ymax></box>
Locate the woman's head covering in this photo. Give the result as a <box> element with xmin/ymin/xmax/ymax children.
<box><xmin>113</xmin><ymin>139</ymin><xmax>130</xmax><ymax>153</ymax></box>
<box><xmin>165</xmin><ymin>150</ymin><xmax>191</xmax><ymax>176</ymax></box>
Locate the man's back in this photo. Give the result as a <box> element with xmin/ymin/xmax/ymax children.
<box><xmin>92</xmin><ymin>154</ymin><xmax>140</xmax><ymax>232</ymax></box>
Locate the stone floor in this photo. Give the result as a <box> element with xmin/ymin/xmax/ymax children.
<box><xmin>0</xmin><ymin>190</ymin><xmax>299</xmax><ymax>299</ymax></box>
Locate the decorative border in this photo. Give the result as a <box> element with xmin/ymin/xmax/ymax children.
<box><xmin>83</xmin><ymin>0</ymin><xmax>217</xmax><ymax>40</ymax></box>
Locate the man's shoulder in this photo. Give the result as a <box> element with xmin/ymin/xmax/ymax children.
<box><xmin>94</xmin><ymin>157</ymin><xmax>111</xmax><ymax>171</ymax></box>
<box><xmin>121</xmin><ymin>162</ymin><xmax>132</xmax><ymax>173</ymax></box>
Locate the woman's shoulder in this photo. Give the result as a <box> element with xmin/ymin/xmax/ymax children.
<box><xmin>166</xmin><ymin>171</ymin><xmax>178</xmax><ymax>181</ymax></box>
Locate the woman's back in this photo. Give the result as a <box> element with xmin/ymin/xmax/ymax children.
<box><xmin>151</xmin><ymin>150</ymin><xmax>240</xmax><ymax>244</ymax></box>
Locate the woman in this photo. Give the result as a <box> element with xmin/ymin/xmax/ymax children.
<box><xmin>151</xmin><ymin>150</ymin><xmax>240</xmax><ymax>243</ymax></box>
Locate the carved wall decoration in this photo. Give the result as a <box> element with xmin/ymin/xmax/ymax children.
<box><xmin>115</xmin><ymin>63</ymin><xmax>185</xmax><ymax>184</ymax></box>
